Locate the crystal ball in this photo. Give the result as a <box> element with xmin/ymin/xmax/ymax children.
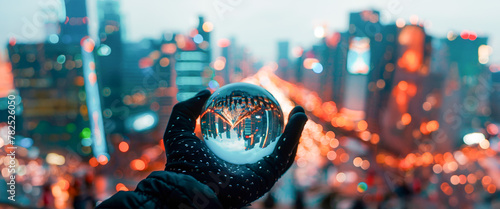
<box><xmin>200</xmin><ymin>83</ymin><xmax>284</xmax><ymax>164</ymax></box>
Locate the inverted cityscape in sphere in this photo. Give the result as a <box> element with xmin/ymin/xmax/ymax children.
<box><xmin>200</xmin><ymin>83</ymin><xmax>284</xmax><ymax>164</ymax></box>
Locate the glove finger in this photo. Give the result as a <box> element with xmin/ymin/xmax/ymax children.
<box><xmin>288</xmin><ymin>106</ymin><xmax>305</xmax><ymax>122</ymax></box>
<box><xmin>164</xmin><ymin>90</ymin><xmax>211</xmax><ymax>148</ymax></box>
<box><xmin>269</xmin><ymin>107</ymin><xmax>307</xmax><ymax>171</ymax></box>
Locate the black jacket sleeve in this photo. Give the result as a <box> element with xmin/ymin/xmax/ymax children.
<box><xmin>96</xmin><ymin>171</ymin><xmax>223</xmax><ymax>209</ymax></box>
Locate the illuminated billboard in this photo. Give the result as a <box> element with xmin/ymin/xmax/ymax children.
<box><xmin>347</xmin><ymin>37</ymin><xmax>371</xmax><ymax>75</ymax></box>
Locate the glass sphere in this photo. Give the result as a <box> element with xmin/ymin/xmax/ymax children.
<box><xmin>200</xmin><ymin>83</ymin><xmax>284</xmax><ymax>164</ymax></box>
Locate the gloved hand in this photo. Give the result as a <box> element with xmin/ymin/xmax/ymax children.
<box><xmin>164</xmin><ymin>90</ymin><xmax>308</xmax><ymax>209</ymax></box>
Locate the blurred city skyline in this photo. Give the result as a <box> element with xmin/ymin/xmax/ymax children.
<box><xmin>2</xmin><ymin>0</ymin><xmax>500</xmax><ymax>63</ymax></box>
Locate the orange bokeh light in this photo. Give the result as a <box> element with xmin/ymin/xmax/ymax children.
<box><xmin>89</xmin><ymin>157</ymin><xmax>99</xmax><ymax>167</ymax></box>
<box><xmin>202</xmin><ymin>22</ymin><xmax>214</xmax><ymax>32</ymax></box>
<box><xmin>465</xmin><ymin>184</ymin><xmax>474</xmax><ymax>194</ymax></box>
<box><xmin>401</xmin><ymin>113</ymin><xmax>412</xmax><ymax>125</ymax></box>
<box><xmin>467</xmin><ymin>174</ymin><xmax>477</xmax><ymax>184</ymax></box>
<box><xmin>370</xmin><ymin>133</ymin><xmax>380</xmax><ymax>144</ymax></box>
<box><xmin>459</xmin><ymin>175</ymin><xmax>467</xmax><ymax>185</ymax></box>
<box><xmin>119</xmin><ymin>141</ymin><xmax>129</xmax><ymax>152</ymax></box>
<box><xmin>360</xmin><ymin>131</ymin><xmax>371</xmax><ymax>141</ymax></box>
<box><xmin>450</xmin><ymin>175</ymin><xmax>460</xmax><ymax>185</ymax></box>
<box><xmin>398</xmin><ymin>81</ymin><xmax>408</xmax><ymax>91</ymax></box>
<box><xmin>441</xmin><ymin>182</ymin><xmax>453</xmax><ymax>195</ymax></box>
<box><xmin>161</xmin><ymin>43</ymin><xmax>177</xmax><ymax>54</ymax></box>
<box><xmin>213</xmin><ymin>57</ymin><xmax>226</xmax><ymax>71</ymax></box>
<box><xmin>98</xmin><ymin>155</ymin><xmax>109</xmax><ymax>165</ymax></box>
<box><xmin>487</xmin><ymin>124</ymin><xmax>499</xmax><ymax>135</ymax></box>
<box><xmin>482</xmin><ymin>176</ymin><xmax>492</xmax><ymax>185</ymax></box>
<box><xmin>357</xmin><ymin>120</ymin><xmax>368</xmax><ymax>131</ymax></box>
<box><xmin>426</xmin><ymin>120</ymin><xmax>439</xmax><ymax>132</ymax></box>
<box><xmin>131</xmin><ymin>159</ymin><xmax>146</xmax><ymax>171</ymax></box>
<box><xmin>81</xmin><ymin>37</ymin><xmax>95</xmax><ymax>53</ymax></box>
<box><xmin>303</xmin><ymin>58</ymin><xmax>319</xmax><ymax>69</ymax></box>
<box><xmin>217</xmin><ymin>39</ymin><xmax>231</xmax><ymax>48</ymax></box>
<box><xmin>116</xmin><ymin>183</ymin><xmax>129</xmax><ymax>192</ymax></box>
<box><xmin>487</xmin><ymin>184</ymin><xmax>496</xmax><ymax>193</ymax></box>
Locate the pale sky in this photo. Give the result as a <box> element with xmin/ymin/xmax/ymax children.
<box><xmin>2</xmin><ymin>0</ymin><xmax>499</xmax><ymax>63</ymax></box>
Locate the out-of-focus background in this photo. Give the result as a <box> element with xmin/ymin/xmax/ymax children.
<box><xmin>1</xmin><ymin>0</ymin><xmax>500</xmax><ymax>208</ymax></box>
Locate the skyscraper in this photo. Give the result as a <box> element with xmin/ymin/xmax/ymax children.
<box><xmin>174</xmin><ymin>16</ymin><xmax>212</xmax><ymax>101</ymax></box>
<box><xmin>379</xmin><ymin>25</ymin><xmax>432</xmax><ymax>155</ymax></box>
<box><xmin>277</xmin><ymin>41</ymin><xmax>290</xmax><ymax>80</ymax></box>
<box><xmin>491</xmin><ymin>71</ymin><xmax>500</xmax><ymax>121</ymax></box>
<box><xmin>341</xmin><ymin>10</ymin><xmax>384</xmax><ymax>121</ymax></box>
<box><xmin>437</xmin><ymin>32</ymin><xmax>491</xmax><ymax>148</ymax></box>
<box><xmin>7</xmin><ymin>41</ymin><xmax>87</xmax><ymax>154</ymax></box>
<box><xmin>5</xmin><ymin>0</ymin><xmax>110</xmax><ymax>157</ymax></box>
<box><xmin>364</xmin><ymin>24</ymin><xmax>398</xmax><ymax>133</ymax></box>
<box><xmin>96</xmin><ymin>0</ymin><xmax>124</xmax><ymax>133</ymax></box>
<box><xmin>60</xmin><ymin>0</ymin><xmax>89</xmax><ymax>44</ymax></box>
<box><xmin>216</xmin><ymin>37</ymin><xmax>254</xmax><ymax>85</ymax></box>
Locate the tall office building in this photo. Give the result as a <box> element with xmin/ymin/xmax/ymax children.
<box><xmin>340</xmin><ymin>10</ymin><xmax>383</xmax><ymax>121</ymax></box>
<box><xmin>217</xmin><ymin>38</ymin><xmax>234</xmax><ymax>85</ymax></box>
<box><xmin>491</xmin><ymin>71</ymin><xmax>500</xmax><ymax>121</ymax></box>
<box><xmin>215</xmin><ymin>37</ymin><xmax>254</xmax><ymax>86</ymax></box>
<box><xmin>331</xmin><ymin>32</ymin><xmax>350</xmax><ymax>105</ymax></box>
<box><xmin>299</xmin><ymin>42</ymin><xmax>337</xmax><ymax>102</ymax></box>
<box><xmin>96</xmin><ymin>0</ymin><xmax>124</xmax><ymax>133</ymax></box>
<box><xmin>8</xmin><ymin>41</ymin><xmax>87</xmax><ymax>154</ymax></box>
<box><xmin>277</xmin><ymin>41</ymin><xmax>290</xmax><ymax>80</ymax></box>
<box><xmin>364</xmin><ymin>24</ymin><xmax>398</xmax><ymax>133</ymax></box>
<box><xmin>175</xmin><ymin>16</ymin><xmax>212</xmax><ymax>101</ymax></box>
<box><xmin>379</xmin><ymin>25</ymin><xmax>433</xmax><ymax>155</ymax></box>
<box><xmin>437</xmin><ymin>32</ymin><xmax>491</xmax><ymax>148</ymax></box>
<box><xmin>155</xmin><ymin>34</ymin><xmax>179</xmax><ymax>134</ymax></box>
<box><xmin>317</xmin><ymin>33</ymin><xmax>341</xmax><ymax>103</ymax></box>
<box><xmin>5</xmin><ymin>0</ymin><xmax>109</xmax><ymax>156</ymax></box>
<box><xmin>60</xmin><ymin>0</ymin><xmax>89</xmax><ymax>44</ymax></box>
<box><xmin>348</xmin><ymin>10</ymin><xmax>382</xmax><ymax>38</ymax></box>
<box><xmin>122</xmin><ymin>39</ymin><xmax>156</xmax><ymax>94</ymax></box>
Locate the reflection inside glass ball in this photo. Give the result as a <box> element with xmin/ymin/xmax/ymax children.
<box><xmin>200</xmin><ymin>83</ymin><xmax>284</xmax><ymax>164</ymax></box>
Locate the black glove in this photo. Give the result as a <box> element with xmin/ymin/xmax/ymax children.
<box><xmin>164</xmin><ymin>90</ymin><xmax>308</xmax><ymax>209</ymax></box>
